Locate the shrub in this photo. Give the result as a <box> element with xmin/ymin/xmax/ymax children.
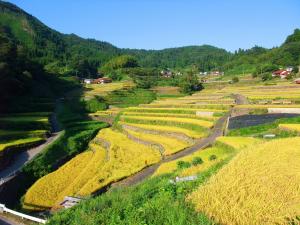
<box><xmin>177</xmin><ymin>160</ymin><xmax>191</xmax><ymax>169</ymax></box>
<box><xmin>192</xmin><ymin>157</ymin><xmax>203</xmax><ymax>166</ymax></box>
<box><xmin>209</xmin><ymin>155</ymin><xmax>217</xmax><ymax>161</ymax></box>
<box><xmin>232</xmin><ymin>77</ymin><xmax>239</xmax><ymax>83</ymax></box>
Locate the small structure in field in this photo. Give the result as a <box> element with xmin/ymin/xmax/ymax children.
<box><xmin>263</xmin><ymin>134</ymin><xmax>276</xmax><ymax>139</ymax></box>
<box><xmin>60</xmin><ymin>196</ymin><xmax>83</xmax><ymax>209</ymax></box>
<box><xmin>83</xmin><ymin>78</ymin><xmax>93</xmax><ymax>84</ymax></box>
<box><xmin>169</xmin><ymin>175</ymin><xmax>197</xmax><ymax>184</ymax></box>
<box><xmin>295</xmin><ymin>78</ymin><xmax>300</xmax><ymax>84</ymax></box>
<box><xmin>93</xmin><ymin>77</ymin><xmax>112</xmax><ymax>84</ymax></box>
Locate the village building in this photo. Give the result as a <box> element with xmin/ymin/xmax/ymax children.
<box><xmin>160</xmin><ymin>69</ymin><xmax>173</xmax><ymax>78</ymax></box>
<box><xmin>272</xmin><ymin>69</ymin><xmax>292</xmax><ymax>79</ymax></box>
<box><xmin>92</xmin><ymin>77</ymin><xmax>112</xmax><ymax>84</ymax></box>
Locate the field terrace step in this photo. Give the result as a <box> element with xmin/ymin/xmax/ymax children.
<box><xmin>119</xmin><ymin>123</ymin><xmax>205</xmax><ymax>139</ymax></box>
<box><xmin>121</xmin><ymin>115</ymin><xmax>214</xmax><ymax>129</ymax></box>
<box><xmin>121</xmin><ymin>123</ymin><xmax>195</xmax><ymax>144</ymax></box>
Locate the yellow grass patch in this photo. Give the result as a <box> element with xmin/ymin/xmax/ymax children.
<box><xmin>188</xmin><ymin>137</ymin><xmax>300</xmax><ymax>225</ymax></box>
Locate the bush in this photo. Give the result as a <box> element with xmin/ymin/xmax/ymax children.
<box><xmin>261</xmin><ymin>72</ymin><xmax>273</xmax><ymax>81</ymax></box>
<box><xmin>177</xmin><ymin>160</ymin><xmax>191</xmax><ymax>169</ymax></box>
<box><xmin>84</xmin><ymin>97</ymin><xmax>108</xmax><ymax>113</ymax></box>
<box><xmin>232</xmin><ymin>77</ymin><xmax>239</xmax><ymax>83</ymax></box>
<box><xmin>209</xmin><ymin>155</ymin><xmax>217</xmax><ymax>161</ymax></box>
<box><xmin>192</xmin><ymin>157</ymin><xmax>203</xmax><ymax>166</ymax></box>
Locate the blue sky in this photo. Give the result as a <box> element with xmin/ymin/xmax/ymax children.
<box><xmin>4</xmin><ymin>0</ymin><xmax>300</xmax><ymax>51</ymax></box>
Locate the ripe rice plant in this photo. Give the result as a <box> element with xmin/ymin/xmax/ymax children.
<box><xmin>187</xmin><ymin>137</ymin><xmax>300</xmax><ymax>225</ymax></box>
<box><xmin>279</xmin><ymin>124</ymin><xmax>300</xmax><ymax>133</ymax></box>
<box><xmin>216</xmin><ymin>136</ymin><xmax>262</xmax><ymax>149</ymax></box>
<box><xmin>119</xmin><ymin>122</ymin><xmax>206</xmax><ymax>138</ymax></box>
<box><xmin>126</xmin><ymin>107</ymin><xmax>226</xmax><ymax>114</ymax></box>
<box><xmin>121</xmin><ymin>115</ymin><xmax>214</xmax><ymax>128</ymax></box>
<box><xmin>139</xmin><ymin>103</ymin><xmax>231</xmax><ymax>110</ymax></box>
<box><xmin>125</xmin><ymin>129</ymin><xmax>190</xmax><ymax>155</ymax></box>
<box><xmin>23</xmin><ymin>128</ymin><xmax>161</xmax><ymax>210</ymax></box>
<box><xmin>122</xmin><ymin>112</ymin><xmax>217</xmax><ymax>121</ymax></box>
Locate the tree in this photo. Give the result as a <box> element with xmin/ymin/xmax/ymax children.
<box><xmin>127</xmin><ymin>68</ymin><xmax>158</xmax><ymax>89</ymax></box>
<box><xmin>179</xmin><ymin>70</ymin><xmax>203</xmax><ymax>94</ymax></box>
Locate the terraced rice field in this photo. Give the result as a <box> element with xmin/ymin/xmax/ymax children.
<box><xmin>80</xmin><ymin>81</ymin><xmax>134</xmax><ymax>100</ymax></box>
<box><xmin>279</xmin><ymin>123</ymin><xmax>300</xmax><ymax>132</ymax></box>
<box><xmin>23</xmin><ymin>128</ymin><xmax>161</xmax><ymax>210</ymax></box>
<box><xmin>187</xmin><ymin>137</ymin><xmax>300</xmax><ymax>225</ymax></box>
<box><xmin>0</xmin><ymin>113</ymin><xmax>51</xmax><ymax>168</ymax></box>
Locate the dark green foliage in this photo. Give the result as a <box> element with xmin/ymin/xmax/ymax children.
<box><xmin>232</xmin><ymin>76</ymin><xmax>239</xmax><ymax>83</ymax></box>
<box><xmin>101</xmin><ymin>55</ymin><xmax>138</xmax><ymax>74</ymax></box>
<box><xmin>192</xmin><ymin>157</ymin><xmax>203</xmax><ymax>166</ymax></box>
<box><xmin>126</xmin><ymin>67</ymin><xmax>159</xmax><ymax>89</ymax></box>
<box><xmin>177</xmin><ymin>160</ymin><xmax>192</xmax><ymax>169</ymax></box>
<box><xmin>261</xmin><ymin>72</ymin><xmax>273</xmax><ymax>81</ymax></box>
<box><xmin>209</xmin><ymin>155</ymin><xmax>217</xmax><ymax>161</ymax></box>
<box><xmin>84</xmin><ymin>97</ymin><xmax>108</xmax><ymax>113</ymax></box>
<box><xmin>179</xmin><ymin>70</ymin><xmax>203</xmax><ymax>94</ymax></box>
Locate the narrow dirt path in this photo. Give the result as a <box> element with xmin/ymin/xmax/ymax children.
<box><xmin>0</xmin><ymin>100</ymin><xmax>63</xmax><ymax>181</ymax></box>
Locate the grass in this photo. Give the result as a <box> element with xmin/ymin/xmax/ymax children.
<box><xmin>187</xmin><ymin>137</ymin><xmax>300</xmax><ymax>225</ymax></box>
<box><xmin>23</xmin><ymin>128</ymin><xmax>161</xmax><ymax>210</ymax></box>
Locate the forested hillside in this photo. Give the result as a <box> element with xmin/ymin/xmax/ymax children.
<box><xmin>0</xmin><ymin>1</ymin><xmax>300</xmax><ymax>81</ymax></box>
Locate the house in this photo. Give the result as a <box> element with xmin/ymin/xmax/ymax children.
<box><xmin>93</xmin><ymin>77</ymin><xmax>112</xmax><ymax>84</ymax></box>
<box><xmin>272</xmin><ymin>69</ymin><xmax>291</xmax><ymax>79</ymax></box>
<box><xmin>83</xmin><ymin>78</ymin><xmax>93</xmax><ymax>84</ymax></box>
<box><xmin>161</xmin><ymin>69</ymin><xmax>173</xmax><ymax>78</ymax></box>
